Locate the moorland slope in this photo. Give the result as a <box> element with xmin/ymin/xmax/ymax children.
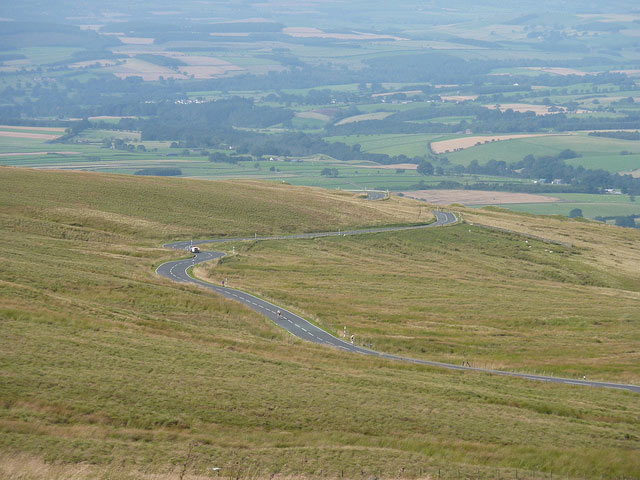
<box><xmin>1</xmin><ymin>167</ymin><xmax>639</xmax><ymax>479</ymax></box>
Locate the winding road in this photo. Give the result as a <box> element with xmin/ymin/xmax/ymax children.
<box><xmin>156</xmin><ymin>211</ymin><xmax>640</xmax><ymax>394</ymax></box>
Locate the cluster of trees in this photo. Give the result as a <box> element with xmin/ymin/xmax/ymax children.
<box><xmin>588</xmin><ymin>131</ymin><xmax>640</xmax><ymax>141</ymax></box>
<box><xmin>208</xmin><ymin>152</ymin><xmax>253</xmax><ymax>164</ymax></box>
<box><xmin>135</xmin><ymin>54</ymin><xmax>187</xmax><ymax>68</ymax></box>
<box><xmin>512</xmin><ymin>154</ymin><xmax>640</xmax><ymax>194</ymax></box>
<box><xmin>441</xmin><ymin>151</ymin><xmax>640</xmax><ymax>194</ymax></box>
<box><xmin>594</xmin><ymin>215</ymin><xmax>639</xmax><ymax>228</ymax></box>
<box><xmin>134</xmin><ymin>167</ymin><xmax>182</xmax><ymax>176</ymax></box>
<box><xmin>138</xmin><ymin>98</ymin><xmax>294</xmax><ymax>141</ymax></box>
<box><xmin>406</xmin><ymin>148</ymin><xmax>640</xmax><ymax>197</ymax></box>
<box><xmin>0</xmin><ymin>21</ymin><xmax>119</xmax><ymax>49</ymax></box>
<box><xmin>416</xmin><ymin>160</ymin><xmax>434</xmax><ymax>176</ymax></box>
<box><xmin>321</xmin><ymin>168</ymin><xmax>339</xmax><ymax>177</ymax></box>
<box><xmin>102</xmin><ymin>138</ymin><xmax>145</xmax><ymax>152</ymax></box>
<box><xmin>445</xmin><ymin>150</ymin><xmax>640</xmax><ymax>194</ymax></box>
<box><xmin>326</xmin><ymin>103</ymin><xmax>640</xmax><ymax>137</ymax></box>
<box><xmin>49</xmin><ymin>117</ymin><xmax>92</xmax><ymax>143</ymax></box>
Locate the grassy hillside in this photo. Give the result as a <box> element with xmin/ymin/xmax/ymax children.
<box><xmin>0</xmin><ymin>167</ymin><xmax>430</xmax><ymax>242</ymax></box>
<box><xmin>1</xmin><ymin>167</ymin><xmax>639</xmax><ymax>479</ymax></box>
<box><xmin>202</xmin><ymin>209</ymin><xmax>640</xmax><ymax>384</ymax></box>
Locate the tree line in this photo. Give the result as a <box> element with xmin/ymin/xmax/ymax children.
<box><xmin>414</xmin><ymin>150</ymin><xmax>640</xmax><ymax>195</ymax></box>
<box><xmin>588</xmin><ymin>131</ymin><xmax>640</xmax><ymax>141</ymax></box>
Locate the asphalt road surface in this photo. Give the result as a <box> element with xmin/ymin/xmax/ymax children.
<box><xmin>157</xmin><ymin>211</ymin><xmax>640</xmax><ymax>394</ymax></box>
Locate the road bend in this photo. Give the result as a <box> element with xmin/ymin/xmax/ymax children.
<box><xmin>156</xmin><ymin>211</ymin><xmax>640</xmax><ymax>394</ymax></box>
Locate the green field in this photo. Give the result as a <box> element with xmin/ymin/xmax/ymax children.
<box><xmin>471</xmin><ymin>193</ymin><xmax>640</xmax><ymax>222</ymax></box>
<box><xmin>325</xmin><ymin>133</ymin><xmax>455</xmax><ymax>157</ymax></box>
<box><xmin>16</xmin><ymin>46</ymin><xmax>83</xmax><ymax>65</ymax></box>
<box><xmin>281</xmin><ymin>83</ymin><xmax>362</xmax><ymax>95</ymax></box>
<box><xmin>357</xmin><ymin>101</ymin><xmax>441</xmax><ymax>113</ymax></box>
<box><xmin>444</xmin><ymin>133</ymin><xmax>640</xmax><ymax>172</ymax></box>
<box><xmin>505</xmin><ymin>203</ymin><xmax>640</xmax><ymax>219</ymax></box>
<box><xmin>291</xmin><ymin>115</ymin><xmax>327</xmax><ymax>130</ymax></box>
<box><xmin>424</xmin><ymin>115</ymin><xmax>476</xmax><ymax>124</ymax></box>
<box><xmin>74</xmin><ymin>129</ymin><xmax>142</xmax><ymax>142</ymax></box>
<box><xmin>3</xmin><ymin>131</ymin><xmax>639</xmax><ymax>223</ymax></box>
<box><xmin>0</xmin><ymin>133</ymin><xmax>524</xmax><ymax>191</ymax></box>
<box><xmin>0</xmin><ymin>136</ymin><xmax>73</xmax><ymax>155</ymax></box>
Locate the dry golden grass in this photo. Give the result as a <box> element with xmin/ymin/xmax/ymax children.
<box><xmin>0</xmin><ymin>167</ymin><xmax>429</xmax><ymax>241</ymax></box>
<box><xmin>295</xmin><ymin>111</ymin><xmax>332</xmax><ymax>122</ymax></box>
<box><xmin>2</xmin><ymin>168</ymin><xmax>639</xmax><ymax>479</ymax></box>
<box><xmin>485</xmin><ymin>104</ymin><xmax>557</xmax><ymax>115</ymax></box>
<box><xmin>0</xmin><ymin>451</ymin><xmax>379</xmax><ymax>480</ymax></box>
<box><xmin>459</xmin><ymin>206</ymin><xmax>640</xmax><ymax>278</ymax></box>
<box><xmin>106</xmin><ymin>58</ymin><xmax>188</xmax><ymax>81</ymax></box>
<box><xmin>372</xmin><ymin>91</ymin><xmax>423</xmax><ymax>98</ymax></box>
<box><xmin>357</xmin><ymin>163</ymin><xmax>418</xmax><ymax>170</ymax></box>
<box><xmin>440</xmin><ymin>95</ymin><xmax>478</xmax><ymax>102</ymax></box>
<box><xmin>335</xmin><ymin>112</ymin><xmax>394</xmax><ymax>126</ymax></box>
